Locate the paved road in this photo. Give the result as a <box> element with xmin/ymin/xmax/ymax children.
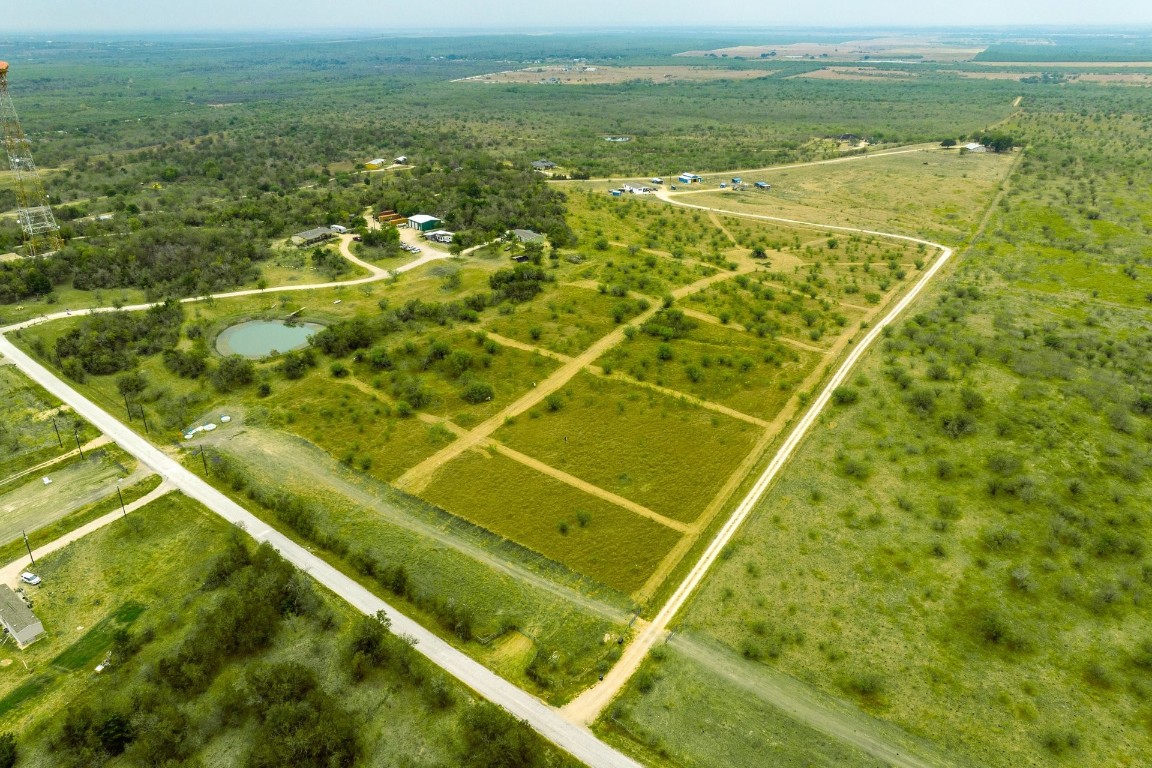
<box><xmin>0</xmin><ymin>334</ymin><xmax>640</xmax><ymax>768</ymax></box>
<box><xmin>562</xmin><ymin>189</ymin><xmax>954</xmax><ymax>727</ymax></box>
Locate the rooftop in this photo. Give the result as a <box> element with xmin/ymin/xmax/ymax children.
<box><xmin>408</xmin><ymin>214</ymin><xmax>442</xmax><ymax>224</ymax></box>
<box><xmin>0</xmin><ymin>585</ymin><xmax>40</xmax><ymax>635</ymax></box>
<box><xmin>292</xmin><ymin>226</ymin><xmax>333</xmax><ymax>240</ymax></box>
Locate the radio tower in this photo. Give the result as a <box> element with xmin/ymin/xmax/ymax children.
<box><xmin>0</xmin><ymin>60</ymin><xmax>62</xmax><ymax>257</ymax></box>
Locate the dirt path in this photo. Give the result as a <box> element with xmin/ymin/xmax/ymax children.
<box><xmin>487</xmin><ymin>443</ymin><xmax>689</xmax><ymax>533</ymax></box>
<box><xmin>584</xmin><ymin>365</ymin><xmax>768</xmax><ymax>428</ymax></box>
<box><xmin>562</xmin><ymin>179</ymin><xmax>959</xmax><ymax>730</ymax></box>
<box><xmin>481</xmin><ymin>331</ymin><xmax>575</xmax><ymax>364</ymax></box>
<box><xmin>393</xmin><ymin>301</ymin><xmax>659</xmax><ymax>494</ymax></box>
<box><xmin>1</xmin><ymin>480</ymin><xmax>174</xmax><ymax>589</ymax></box>
<box><xmin>0</xmin><ymin>435</ymin><xmax>111</xmax><ymax>489</ymax></box>
<box><xmin>707</xmin><ymin>211</ymin><xmax>739</xmax><ymax>245</ymax></box>
<box><xmin>670</xmin><ymin>634</ymin><xmax>963</xmax><ymax>768</ymax></box>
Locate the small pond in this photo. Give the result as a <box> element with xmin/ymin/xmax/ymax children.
<box><xmin>215</xmin><ymin>320</ymin><xmax>323</xmax><ymax>359</ymax></box>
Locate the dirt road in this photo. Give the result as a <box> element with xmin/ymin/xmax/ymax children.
<box><xmin>562</xmin><ymin>188</ymin><xmax>955</xmax><ymax>728</ymax></box>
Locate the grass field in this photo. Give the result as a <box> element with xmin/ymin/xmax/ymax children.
<box><xmin>595</xmin><ymin>320</ymin><xmax>818</xmax><ymax>422</ymax></box>
<box><xmin>482</xmin><ymin>284</ymin><xmax>645</xmax><ymax>357</ymax></box>
<box><xmin>191</xmin><ymin>425</ymin><xmax>632</xmax><ymax>702</ymax></box>
<box><xmin>0</xmin><ymin>365</ymin><xmax>97</xmax><ymax>480</ymax></box>
<box><xmin>605</xmin><ymin>111</ymin><xmax>1152</xmax><ymax>767</ymax></box>
<box><xmin>679</xmin><ymin>147</ymin><xmax>1017</xmax><ymax>243</ymax></box>
<box><xmin>494</xmin><ymin>371</ymin><xmax>762</xmax><ymax>524</ymax></box>
<box><xmin>421</xmin><ymin>449</ymin><xmax>683</xmax><ymax>594</ymax></box>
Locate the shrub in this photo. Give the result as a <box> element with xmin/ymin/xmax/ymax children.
<box><xmin>461</xmin><ymin>380</ymin><xmax>494</xmax><ymax>404</ymax></box>
<box><xmin>832</xmin><ymin>386</ymin><xmax>859</xmax><ymax>405</ymax></box>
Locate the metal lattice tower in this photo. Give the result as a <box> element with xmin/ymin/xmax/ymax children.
<box><xmin>0</xmin><ymin>61</ymin><xmax>62</xmax><ymax>258</ymax></box>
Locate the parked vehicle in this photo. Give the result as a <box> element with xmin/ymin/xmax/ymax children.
<box><xmin>20</xmin><ymin>572</ymin><xmax>40</xmax><ymax>586</ymax></box>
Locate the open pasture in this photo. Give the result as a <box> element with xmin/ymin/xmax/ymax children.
<box><xmin>482</xmin><ymin>284</ymin><xmax>646</xmax><ymax>357</ymax></box>
<box><xmin>680</xmin><ymin>147</ymin><xmax>1017</xmax><ymax>243</ymax></box>
<box><xmin>595</xmin><ymin>316</ymin><xmax>816</xmax><ymax>423</ymax></box>
<box><xmin>420</xmin><ymin>449</ymin><xmax>683</xmax><ymax>594</ymax></box>
<box><xmin>493</xmin><ymin>371</ymin><xmax>761</xmax><ymax>524</ymax></box>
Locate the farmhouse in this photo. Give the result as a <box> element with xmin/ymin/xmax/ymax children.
<box><xmin>0</xmin><ymin>586</ymin><xmax>44</xmax><ymax>648</ymax></box>
<box><xmin>407</xmin><ymin>214</ymin><xmax>444</xmax><ymax>232</ymax></box>
<box><xmin>364</xmin><ymin>158</ymin><xmax>389</xmax><ymax>170</ymax></box>
<box><xmin>963</xmin><ymin>142</ymin><xmax>987</xmax><ymax>153</ymax></box>
<box><xmin>510</xmin><ymin>228</ymin><xmax>546</xmax><ymax>244</ymax></box>
<box><xmin>532</xmin><ymin>160</ymin><xmax>557</xmax><ymax>170</ymax></box>
<box><xmin>425</xmin><ymin>229</ymin><xmax>454</xmax><ymax>244</ymax></box>
<box><xmin>677</xmin><ymin>173</ymin><xmax>703</xmax><ymax>184</ymax></box>
<box><xmin>290</xmin><ymin>227</ymin><xmax>335</xmax><ymax>247</ymax></box>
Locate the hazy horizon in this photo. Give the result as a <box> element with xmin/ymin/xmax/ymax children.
<box><xmin>7</xmin><ymin>0</ymin><xmax>1152</xmax><ymax>35</ymax></box>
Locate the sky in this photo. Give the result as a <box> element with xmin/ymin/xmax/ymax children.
<box><xmin>8</xmin><ymin>0</ymin><xmax>1152</xmax><ymax>33</ymax></box>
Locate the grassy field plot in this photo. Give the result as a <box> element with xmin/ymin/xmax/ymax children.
<box><xmin>193</xmin><ymin>429</ymin><xmax>631</xmax><ymax>702</ymax></box>
<box><xmin>681</xmin><ymin>148</ymin><xmax>1016</xmax><ymax>242</ymax></box>
<box><xmin>421</xmin><ymin>449</ymin><xmax>683</xmax><ymax>594</ymax></box>
<box><xmin>598</xmin><ymin>641</ymin><xmax>891</xmax><ymax>768</ymax></box>
<box><xmin>482</xmin><ymin>284</ymin><xmax>646</xmax><ymax>357</ymax></box>
<box><xmin>494</xmin><ymin>371</ymin><xmax>762</xmax><ymax>524</ymax></box>
<box><xmin>596</xmin><ymin>317</ymin><xmax>817</xmax><ymax>422</ymax></box>
<box><xmin>0</xmin><ymin>366</ymin><xmax>96</xmax><ymax>480</ymax></box>
<box><xmin>259</xmin><ymin>377</ymin><xmax>457</xmax><ymax>481</ymax></box>
<box><xmin>0</xmin><ymin>447</ymin><xmax>143</xmax><ymax>545</ymax></box>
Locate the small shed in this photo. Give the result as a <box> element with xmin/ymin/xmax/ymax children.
<box><xmin>677</xmin><ymin>173</ymin><xmax>703</xmax><ymax>184</ymax></box>
<box><xmin>407</xmin><ymin>214</ymin><xmax>443</xmax><ymax>232</ymax></box>
<box><xmin>532</xmin><ymin>160</ymin><xmax>557</xmax><ymax>170</ymax></box>
<box><xmin>394</xmin><ymin>155</ymin><xmax>409</xmax><ymax>164</ymax></box>
<box><xmin>510</xmin><ymin>229</ymin><xmax>545</xmax><ymax>244</ymax></box>
<box><xmin>364</xmin><ymin>158</ymin><xmax>389</xmax><ymax>170</ymax></box>
<box><xmin>0</xmin><ymin>586</ymin><xmax>44</xmax><ymax>648</ymax></box>
<box><xmin>290</xmin><ymin>227</ymin><xmax>334</xmax><ymax>247</ymax></box>
<box><xmin>963</xmin><ymin>142</ymin><xmax>987</xmax><ymax>153</ymax></box>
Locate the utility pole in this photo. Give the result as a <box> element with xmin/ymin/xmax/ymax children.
<box><xmin>123</xmin><ymin>392</ymin><xmax>133</xmax><ymax>421</ymax></box>
<box><xmin>200</xmin><ymin>445</ymin><xmax>209</xmax><ymax>476</ymax></box>
<box><xmin>74</xmin><ymin>429</ymin><xmax>84</xmax><ymax>459</ymax></box>
<box><xmin>22</xmin><ymin>530</ymin><xmax>33</xmax><ymax>566</ymax></box>
<box><xmin>139</xmin><ymin>407</ymin><xmax>150</xmax><ymax>434</ymax></box>
<box><xmin>116</xmin><ymin>481</ymin><xmax>127</xmax><ymax>518</ymax></box>
<box><xmin>50</xmin><ymin>416</ymin><xmax>62</xmax><ymax>447</ymax></box>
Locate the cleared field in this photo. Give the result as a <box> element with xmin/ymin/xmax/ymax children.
<box><xmin>596</xmin><ymin>319</ymin><xmax>817</xmax><ymax>423</ymax></box>
<box><xmin>420</xmin><ymin>449</ymin><xmax>683</xmax><ymax>594</ymax></box>
<box><xmin>456</xmin><ymin>65</ymin><xmax>776</xmax><ymax>85</ymax></box>
<box><xmin>494</xmin><ymin>371</ymin><xmax>762</xmax><ymax>524</ymax></box>
<box><xmin>0</xmin><ymin>365</ymin><xmax>96</xmax><ymax>479</ymax></box>
<box><xmin>482</xmin><ymin>284</ymin><xmax>641</xmax><ymax>357</ymax></box>
<box><xmin>260</xmin><ymin>378</ymin><xmax>457</xmax><ymax>481</ymax></box>
<box><xmin>678</xmin><ymin>148</ymin><xmax>1016</xmax><ymax>243</ymax></box>
<box><xmin>0</xmin><ymin>448</ymin><xmax>145</xmax><ymax>545</ymax></box>
<box><xmin>196</xmin><ymin>428</ymin><xmax>631</xmax><ymax>702</ymax></box>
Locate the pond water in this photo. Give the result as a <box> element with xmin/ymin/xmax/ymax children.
<box><xmin>215</xmin><ymin>320</ymin><xmax>323</xmax><ymax>359</ymax></box>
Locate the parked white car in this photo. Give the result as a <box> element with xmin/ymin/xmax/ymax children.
<box><xmin>20</xmin><ymin>572</ymin><xmax>41</xmax><ymax>586</ymax></box>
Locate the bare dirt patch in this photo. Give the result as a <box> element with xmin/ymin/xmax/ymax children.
<box><xmin>455</xmin><ymin>66</ymin><xmax>775</xmax><ymax>85</ymax></box>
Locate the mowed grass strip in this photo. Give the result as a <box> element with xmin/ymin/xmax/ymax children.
<box><xmin>494</xmin><ymin>371</ymin><xmax>761</xmax><ymax>524</ymax></box>
<box><xmin>420</xmin><ymin>449</ymin><xmax>682</xmax><ymax>594</ymax></box>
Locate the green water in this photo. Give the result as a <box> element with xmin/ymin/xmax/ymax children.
<box><xmin>215</xmin><ymin>320</ymin><xmax>322</xmax><ymax>359</ymax></box>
